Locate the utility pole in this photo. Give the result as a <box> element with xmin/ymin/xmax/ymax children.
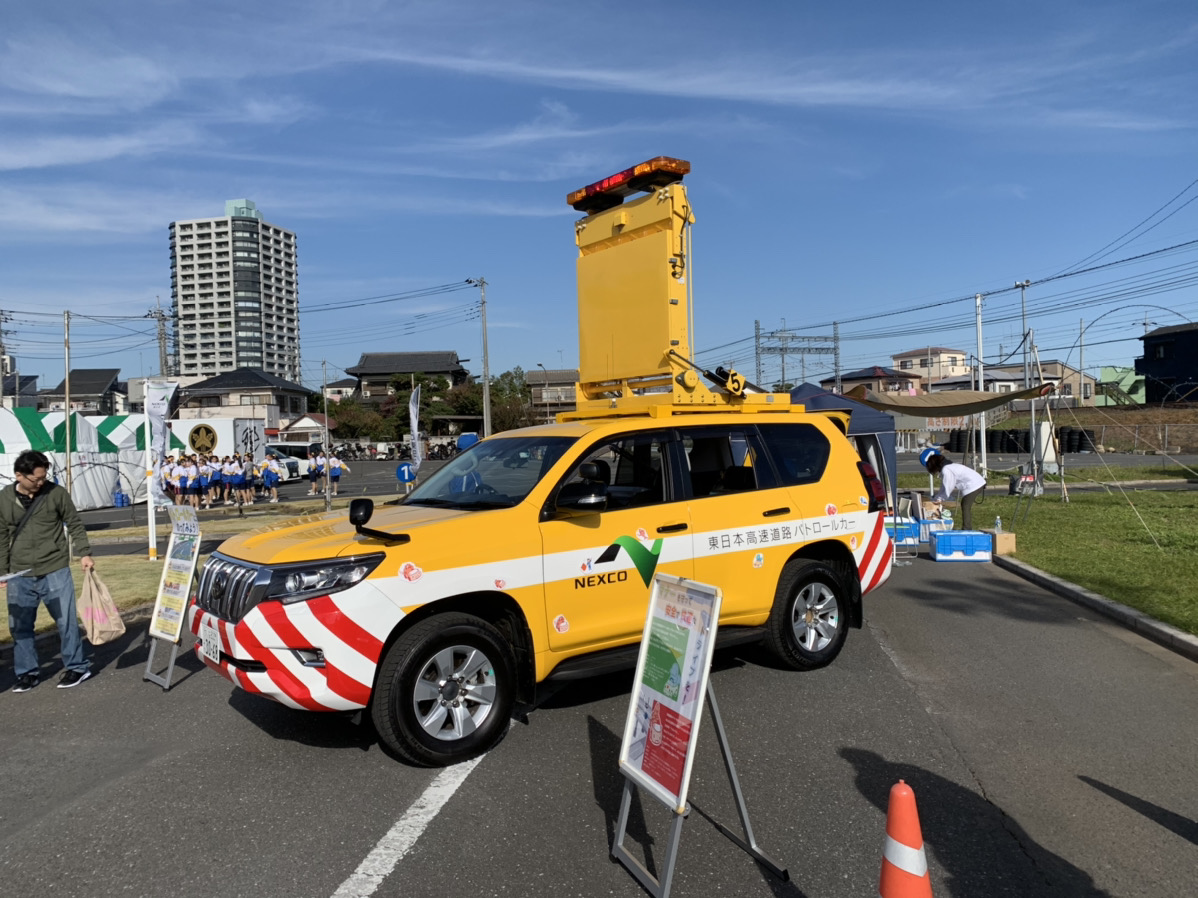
<box><xmin>466</xmin><ymin>278</ymin><xmax>491</xmax><ymax>437</ymax></box>
<box><xmin>322</xmin><ymin>360</ymin><xmax>331</xmax><ymax>512</ymax></box>
<box><xmin>145</xmin><ymin>302</ymin><xmax>170</xmax><ymax>376</ymax></box>
<box><xmin>64</xmin><ymin>311</ymin><xmax>73</xmax><ymax>495</ymax></box>
<box><xmin>1079</xmin><ymin>318</ymin><xmax>1085</xmax><ymax>405</ymax></box>
<box><xmin>974</xmin><ymin>294</ymin><xmax>987</xmax><ymax>477</ymax></box>
<box><xmin>0</xmin><ymin>312</ymin><xmax>7</xmax><ymax>410</ymax></box>
<box><xmin>754</xmin><ymin>320</ymin><xmax>762</xmax><ymax>384</ymax></box>
<box><xmin>833</xmin><ymin>322</ymin><xmax>841</xmax><ymax>394</ymax></box>
<box><xmin>1016</xmin><ymin>280</ymin><xmax>1031</xmax><ymax>388</ymax></box>
<box><xmin>536</xmin><ymin>363</ymin><xmax>551</xmax><ymax>423</ymax></box>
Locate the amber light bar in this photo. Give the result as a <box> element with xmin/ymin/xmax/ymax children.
<box><xmin>567</xmin><ymin>156</ymin><xmax>691</xmax><ymax>213</ymax></box>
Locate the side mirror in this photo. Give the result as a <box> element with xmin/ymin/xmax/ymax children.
<box><xmin>555</xmin><ymin>480</ymin><xmax>608</xmax><ymax>515</ymax></box>
<box><xmin>349</xmin><ymin>498</ymin><xmax>374</xmax><ymax>527</ymax></box>
<box><xmin>348</xmin><ymin>497</ymin><xmax>410</xmax><ymax>544</ymax></box>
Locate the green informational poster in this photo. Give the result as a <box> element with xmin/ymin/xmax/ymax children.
<box><xmin>148</xmin><ymin>507</ymin><xmax>201</xmax><ymax>643</ymax></box>
<box><xmin>618</xmin><ymin>573</ymin><xmax>722</xmax><ymax>814</ymax></box>
<box><xmin>643</xmin><ymin>619</ymin><xmax>689</xmax><ymax>701</ymax></box>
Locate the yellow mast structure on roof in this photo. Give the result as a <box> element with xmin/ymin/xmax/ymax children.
<box><xmin>560</xmin><ymin>157</ymin><xmax>798</xmax><ymax>421</ymax></box>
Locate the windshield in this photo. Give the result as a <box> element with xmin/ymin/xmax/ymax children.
<box><xmin>404</xmin><ymin>435</ymin><xmax>577</xmax><ymax>509</ymax></box>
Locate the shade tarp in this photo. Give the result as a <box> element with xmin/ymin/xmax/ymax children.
<box><xmin>844</xmin><ymin>383</ymin><xmax>1055</xmax><ymax>418</ymax></box>
<box><xmin>0</xmin><ymin>410</ymin><xmax>121</xmax><ymax>510</ymax></box>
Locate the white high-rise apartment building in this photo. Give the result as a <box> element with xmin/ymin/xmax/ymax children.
<box><xmin>169</xmin><ymin>199</ymin><xmax>299</xmax><ymax>381</ymax></box>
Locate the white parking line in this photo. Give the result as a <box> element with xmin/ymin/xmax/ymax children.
<box><xmin>331</xmin><ymin>755</ymin><xmax>484</xmax><ymax>898</ymax></box>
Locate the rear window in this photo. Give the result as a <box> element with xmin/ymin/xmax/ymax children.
<box><xmin>756</xmin><ymin>423</ymin><xmax>831</xmax><ymax>486</ymax></box>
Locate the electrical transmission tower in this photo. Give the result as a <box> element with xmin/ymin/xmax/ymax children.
<box><xmin>755</xmin><ymin>320</ymin><xmax>837</xmax><ymax>390</ymax></box>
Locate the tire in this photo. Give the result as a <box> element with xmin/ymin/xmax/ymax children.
<box><xmin>371</xmin><ymin>613</ymin><xmax>516</xmax><ymax>767</ymax></box>
<box><xmin>765</xmin><ymin>559</ymin><xmax>850</xmax><ymax>671</ymax></box>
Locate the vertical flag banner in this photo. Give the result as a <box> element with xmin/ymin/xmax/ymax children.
<box><xmin>146</xmin><ymin>381</ymin><xmax>178</xmax><ymax>507</ymax></box>
<box><xmin>409</xmin><ymin>385</ymin><xmax>422</xmax><ymax>471</ymax></box>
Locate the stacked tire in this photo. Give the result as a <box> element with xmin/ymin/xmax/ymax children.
<box><xmin>1054</xmin><ymin>427</ymin><xmax>1097</xmax><ymax>453</ymax></box>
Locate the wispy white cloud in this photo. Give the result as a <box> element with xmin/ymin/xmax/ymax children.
<box><xmin>0</xmin><ymin>33</ymin><xmax>177</xmax><ymax>109</ymax></box>
<box><xmin>0</xmin><ymin>122</ymin><xmax>202</xmax><ymax>171</ymax></box>
<box><xmin>0</xmin><ymin>184</ymin><xmax>209</xmax><ymax>235</ymax></box>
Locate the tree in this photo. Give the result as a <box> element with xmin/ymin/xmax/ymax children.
<box><xmin>389</xmin><ymin>373</ymin><xmax>454</xmax><ymax>437</ymax></box>
<box><xmin>330</xmin><ymin>398</ymin><xmax>389</xmax><ymax>441</ymax></box>
<box><xmin>488</xmin><ymin>367</ymin><xmax>533</xmax><ymax>432</ymax></box>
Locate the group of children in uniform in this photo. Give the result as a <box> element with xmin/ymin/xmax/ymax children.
<box><xmin>159</xmin><ymin>453</ymin><xmax>283</xmax><ymax>509</ymax></box>
<box><xmin>306</xmin><ymin>450</ymin><xmax>350</xmax><ymax>496</ymax></box>
<box><xmin>160</xmin><ymin>448</ymin><xmax>351</xmax><ymax>509</ymax></box>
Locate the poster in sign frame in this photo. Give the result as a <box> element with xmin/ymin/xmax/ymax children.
<box><xmin>147</xmin><ymin>506</ymin><xmax>201</xmax><ymax>643</ymax></box>
<box><xmin>618</xmin><ymin>572</ymin><xmax>722</xmax><ymax>815</ymax></box>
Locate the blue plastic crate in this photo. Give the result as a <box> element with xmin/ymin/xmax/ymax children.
<box><xmin>884</xmin><ymin>518</ymin><xmax>920</xmax><ymax>545</ymax></box>
<box><xmin>930</xmin><ymin>530</ymin><xmax>992</xmax><ymax>562</ymax></box>
<box><xmin>919</xmin><ymin>519</ymin><xmax>951</xmax><ymax>543</ymax></box>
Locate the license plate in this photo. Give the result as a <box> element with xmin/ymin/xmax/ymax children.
<box><xmin>200</xmin><ymin>620</ymin><xmax>222</xmax><ymax>664</ymax></box>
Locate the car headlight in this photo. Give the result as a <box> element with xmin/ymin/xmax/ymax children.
<box><xmin>264</xmin><ymin>554</ymin><xmax>386</xmax><ymax>604</ymax></box>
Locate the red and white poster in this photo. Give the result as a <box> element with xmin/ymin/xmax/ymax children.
<box><xmin>619</xmin><ymin>573</ymin><xmax>722</xmax><ymax>813</ymax></box>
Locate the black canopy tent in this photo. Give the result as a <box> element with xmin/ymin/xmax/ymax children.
<box><xmin>790</xmin><ymin>383</ymin><xmax>900</xmax><ymax>515</ymax></box>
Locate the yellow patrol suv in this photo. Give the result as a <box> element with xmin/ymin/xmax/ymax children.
<box><xmin>188</xmin><ymin>158</ymin><xmax>894</xmax><ymax>766</ymax></box>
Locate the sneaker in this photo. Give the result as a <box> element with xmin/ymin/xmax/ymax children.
<box><xmin>12</xmin><ymin>674</ymin><xmax>38</xmax><ymax>693</ymax></box>
<box><xmin>57</xmin><ymin>669</ymin><xmax>92</xmax><ymax>689</ymax></box>
<box><xmin>269</xmin><ymin>498</ymin><xmax>278</xmax><ymax>503</ymax></box>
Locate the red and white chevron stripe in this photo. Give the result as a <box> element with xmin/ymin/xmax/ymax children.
<box><xmin>857</xmin><ymin>512</ymin><xmax>894</xmax><ymax>594</ymax></box>
<box><xmin>187</xmin><ymin>582</ymin><xmax>405</xmax><ymax>711</ymax></box>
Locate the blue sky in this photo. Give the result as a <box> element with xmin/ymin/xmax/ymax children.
<box><xmin>2</xmin><ymin>1</ymin><xmax>1197</xmax><ymax>392</ymax></box>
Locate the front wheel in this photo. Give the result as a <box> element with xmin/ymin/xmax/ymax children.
<box><xmin>372</xmin><ymin>613</ymin><xmax>516</xmax><ymax>767</ymax></box>
<box><xmin>765</xmin><ymin>559</ymin><xmax>851</xmax><ymax>671</ymax></box>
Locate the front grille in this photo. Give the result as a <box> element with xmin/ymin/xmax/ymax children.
<box><xmin>196</xmin><ymin>553</ymin><xmax>272</xmax><ymax>622</ymax></box>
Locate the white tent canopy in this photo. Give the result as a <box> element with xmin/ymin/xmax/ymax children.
<box><xmin>0</xmin><ymin>409</ymin><xmax>121</xmax><ymax>510</ymax></box>
<box><xmin>87</xmin><ymin>415</ymin><xmax>187</xmax><ymax>505</ymax></box>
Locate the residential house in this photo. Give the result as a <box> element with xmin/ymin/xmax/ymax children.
<box><xmin>527</xmin><ymin>367</ymin><xmax>579</xmax><ymax>422</ymax></box>
<box><xmin>1094</xmin><ymin>366</ymin><xmax>1145</xmax><ymax>407</ymax></box>
<box><xmin>819</xmin><ymin>365</ymin><xmax>921</xmax><ymax>395</ymax></box>
<box><xmin>38</xmin><ymin>368</ymin><xmax>124</xmax><ymax>414</ymax></box>
<box><xmin>1136</xmin><ymin>323</ymin><xmax>1198</xmax><ymax>403</ymax></box>
<box><xmin>1</xmin><ymin>373</ymin><xmax>39</xmax><ymax>409</ymax></box>
<box><xmin>890</xmin><ymin>347</ymin><xmax>970</xmax><ymax>388</ymax></box>
<box><xmin>345</xmin><ymin>352</ymin><xmax>471</xmax><ymax>399</ymax></box>
<box><xmin>323</xmin><ymin>377</ymin><xmax>358</xmax><ymax>403</ymax></box>
<box><xmin>986</xmin><ymin>361</ymin><xmax>1096</xmax><ymax>407</ymax></box>
<box><xmin>276</xmin><ymin>412</ymin><xmax>334</xmax><ymax>447</ymax></box>
<box><xmin>175</xmin><ymin>367</ymin><xmax>310</xmax><ymax>429</ymax></box>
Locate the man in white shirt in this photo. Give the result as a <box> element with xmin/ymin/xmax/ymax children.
<box><xmin>922</xmin><ymin>450</ymin><xmax>986</xmax><ymax>530</ymax></box>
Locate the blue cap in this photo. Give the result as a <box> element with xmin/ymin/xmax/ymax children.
<box><xmin>919</xmin><ymin>448</ymin><xmax>941</xmax><ymax>467</ymax></box>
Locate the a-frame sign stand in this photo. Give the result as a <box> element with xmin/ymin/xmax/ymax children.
<box><xmin>611</xmin><ymin>685</ymin><xmax>788</xmax><ymax>897</ymax></box>
<box><xmin>143</xmin><ymin>637</ymin><xmax>181</xmax><ymax>690</ymax></box>
<box><xmin>142</xmin><ymin>507</ymin><xmax>202</xmax><ymax>691</ymax></box>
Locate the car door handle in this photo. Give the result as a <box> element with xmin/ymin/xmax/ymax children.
<box><xmin>656</xmin><ymin>522</ymin><xmax>689</xmax><ymax>533</ymax></box>
<box><xmin>763</xmin><ymin>507</ymin><xmax>790</xmax><ymax>517</ymax></box>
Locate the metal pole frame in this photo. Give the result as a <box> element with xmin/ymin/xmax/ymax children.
<box><xmin>610</xmin><ymin>685</ymin><xmax>788</xmax><ymax>897</ymax></box>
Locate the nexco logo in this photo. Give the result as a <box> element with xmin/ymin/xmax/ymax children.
<box><xmin>573</xmin><ymin>570</ymin><xmax>629</xmax><ymax>589</ymax></box>
<box><xmin>573</xmin><ymin>535</ymin><xmax>663</xmax><ymax>590</ymax></box>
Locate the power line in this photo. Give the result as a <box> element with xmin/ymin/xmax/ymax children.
<box><xmin>1053</xmin><ymin>176</ymin><xmax>1198</xmax><ymax>276</ymax></box>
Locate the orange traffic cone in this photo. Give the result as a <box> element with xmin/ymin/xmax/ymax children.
<box><xmin>879</xmin><ymin>779</ymin><xmax>933</xmax><ymax>897</ymax></box>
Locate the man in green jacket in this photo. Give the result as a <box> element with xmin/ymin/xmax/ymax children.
<box><xmin>1</xmin><ymin>449</ymin><xmax>95</xmax><ymax>692</ymax></box>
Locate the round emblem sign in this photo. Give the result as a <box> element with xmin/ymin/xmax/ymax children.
<box><xmin>189</xmin><ymin>424</ymin><xmax>218</xmax><ymax>454</ymax></box>
<box><xmin>397</xmin><ymin>463</ymin><xmax>416</xmax><ymax>483</ymax></box>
